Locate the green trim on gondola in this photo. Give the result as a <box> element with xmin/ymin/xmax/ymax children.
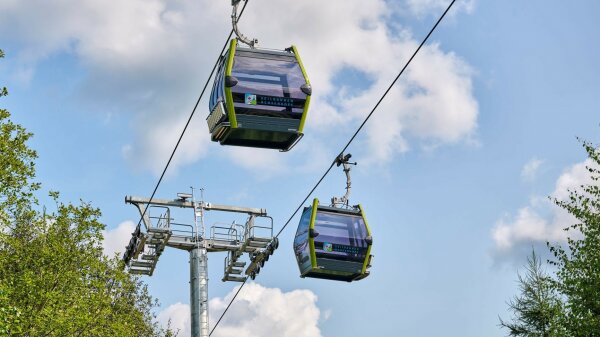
<box><xmin>224</xmin><ymin>39</ymin><xmax>238</xmax><ymax>129</ymax></box>
<box><xmin>292</xmin><ymin>45</ymin><xmax>311</xmax><ymax>133</ymax></box>
<box><xmin>358</xmin><ymin>204</ymin><xmax>372</xmax><ymax>274</ymax></box>
<box><xmin>308</xmin><ymin>198</ymin><xmax>319</xmax><ymax>269</ymax></box>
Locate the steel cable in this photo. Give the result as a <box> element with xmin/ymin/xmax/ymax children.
<box><xmin>208</xmin><ymin>0</ymin><xmax>457</xmax><ymax>335</ymax></box>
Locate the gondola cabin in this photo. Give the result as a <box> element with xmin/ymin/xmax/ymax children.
<box><xmin>294</xmin><ymin>199</ymin><xmax>372</xmax><ymax>282</ymax></box>
<box><xmin>207</xmin><ymin>39</ymin><xmax>312</xmax><ymax>151</ymax></box>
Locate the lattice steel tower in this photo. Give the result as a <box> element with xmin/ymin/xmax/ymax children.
<box><xmin>122</xmin><ymin>190</ymin><xmax>279</xmax><ymax>337</ymax></box>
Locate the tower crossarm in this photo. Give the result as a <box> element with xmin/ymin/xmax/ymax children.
<box><xmin>125</xmin><ymin>196</ymin><xmax>267</xmax><ymax>216</ymax></box>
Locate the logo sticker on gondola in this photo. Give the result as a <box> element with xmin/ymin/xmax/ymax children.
<box><xmin>323</xmin><ymin>242</ymin><xmax>333</xmax><ymax>252</ymax></box>
<box><xmin>245</xmin><ymin>93</ymin><xmax>257</xmax><ymax>105</ymax></box>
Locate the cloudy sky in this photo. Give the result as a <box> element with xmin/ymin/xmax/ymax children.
<box><xmin>1</xmin><ymin>0</ymin><xmax>600</xmax><ymax>336</ymax></box>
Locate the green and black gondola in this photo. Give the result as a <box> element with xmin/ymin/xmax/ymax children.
<box><xmin>207</xmin><ymin>39</ymin><xmax>312</xmax><ymax>151</ymax></box>
<box><xmin>294</xmin><ymin>198</ymin><xmax>373</xmax><ymax>282</ymax></box>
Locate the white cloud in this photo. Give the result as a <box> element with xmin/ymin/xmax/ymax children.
<box><xmin>218</xmin><ymin>136</ymin><xmax>334</xmax><ymax>179</ymax></box>
<box><xmin>402</xmin><ymin>0</ymin><xmax>476</xmax><ymax>17</ymax></box>
<box><xmin>521</xmin><ymin>157</ymin><xmax>544</xmax><ymax>182</ymax></box>
<box><xmin>244</xmin><ymin>0</ymin><xmax>478</xmax><ymax>164</ymax></box>
<box><xmin>0</xmin><ymin>0</ymin><xmax>228</xmax><ymax>175</ymax></box>
<box><xmin>492</xmin><ymin>158</ymin><xmax>598</xmax><ymax>258</ymax></box>
<box><xmin>220</xmin><ymin>147</ymin><xmax>287</xmax><ymax>177</ymax></box>
<box><xmin>157</xmin><ymin>302</ymin><xmax>190</xmax><ymax>337</ymax></box>
<box><xmin>552</xmin><ymin>159</ymin><xmax>595</xmax><ymax>201</ymax></box>
<box><xmin>492</xmin><ymin>207</ymin><xmax>568</xmax><ymax>252</ymax></box>
<box><xmin>0</xmin><ymin>0</ymin><xmax>479</xmax><ymax>174</ymax></box>
<box><xmin>122</xmin><ymin>111</ymin><xmax>210</xmax><ymax>176</ymax></box>
<box><xmin>102</xmin><ymin>220</ymin><xmax>135</xmax><ymax>258</ymax></box>
<box><xmin>157</xmin><ymin>283</ymin><xmax>323</xmax><ymax>337</ymax></box>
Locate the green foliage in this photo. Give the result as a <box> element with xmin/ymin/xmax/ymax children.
<box><xmin>548</xmin><ymin>140</ymin><xmax>600</xmax><ymax>336</ymax></box>
<box><xmin>0</xmin><ymin>49</ymin><xmax>175</xmax><ymax>337</ymax></box>
<box><xmin>0</xmin><ymin>201</ymin><xmax>172</xmax><ymax>336</ymax></box>
<box><xmin>0</xmin><ymin>50</ymin><xmax>7</xmax><ymax>98</ymax></box>
<box><xmin>0</xmin><ymin>107</ymin><xmax>40</xmax><ymax>214</ymax></box>
<box><xmin>502</xmin><ymin>140</ymin><xmax>600</xmax><ymax>337</ymax></box>
<box><xmin>500</xmin><ymin>251</ymin><xmax>565</xmax><ymax>337</ymax></box>
<box><xmin>0</xmin><ymin>285</ymin><xmax>23</xmax><ymax>336</ymax></box>
<box><xmin>0</xmin><ymin>50</ymin><xmax>39</xmax><ymax>222</ymax></box>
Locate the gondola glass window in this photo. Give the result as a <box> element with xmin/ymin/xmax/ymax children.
<box><xmin>207</xmin><ymin>39</ymin><xmax>311</xmax><ymax>151</ymax></box>
<box><xmin>313</xmin><ymin>211</ymin><xmax>369</xmax><ymax>262</ymax></box>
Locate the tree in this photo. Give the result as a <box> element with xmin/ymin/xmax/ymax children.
<box><xmin>0</xmin><ymin>197</ymin><xmax>175</xmax><ymax>336</ymax></box>
<box><xmin>501</xmin><ymin>140</ymin><xmax>600</xmax><ymax>337</ymax></box>
<box><xmin>548</xmin><ymin>140</ymin><xmax>600</xmax><ymax>337</ymax></box>
<box><xmin>0</xmin><ymin>49</ymin><xmax>175</xmax><ymax>336</ymax></box>
<box><xmin>500</xmin><ymin>251</ymin><xmax>565</xmax><ymax>337</ymax></box>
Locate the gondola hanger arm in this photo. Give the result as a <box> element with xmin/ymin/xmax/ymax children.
<box><xmin>331</xmin><ymin>153</ymin><xmax>357</xmax><ymax>208</ymax></box>
<box><xmin>231</xmin><ymin>0</ymin><xmax>258</xmax><ymax>48</ymax></box>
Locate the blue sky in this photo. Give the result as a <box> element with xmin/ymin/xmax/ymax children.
<box><xmin>1</xmin><ymin>0</ymin><xmax>599</xmax><ymax>336</ymax></box>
